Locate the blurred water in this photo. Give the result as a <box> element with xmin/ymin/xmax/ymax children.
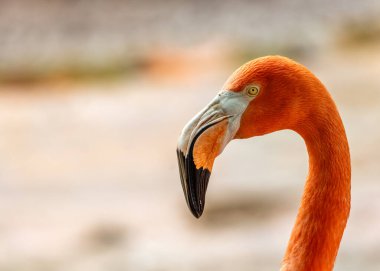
<box><xmin>1</xmin><ymin>0</ymin><xmax>380</xmax><ymax>75</ymax></box>
<box><xmin>0</xmin><ymin>1</ymin><xmax>380</xmax><ymax>270</ymax></box>
<box><xmin>0</xmin><ymin>47</ymin><xmax>379</xmax><ymax>270</ymax></box>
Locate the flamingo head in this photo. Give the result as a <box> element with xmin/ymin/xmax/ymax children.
<box><xmin>177</xmin><ymin>55</ymin><xmax>320</xmax><ymax>218</ymax></box>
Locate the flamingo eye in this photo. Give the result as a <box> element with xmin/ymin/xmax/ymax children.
<box><xmin>246</xmin><ymin>85</ymin><xmax>260</xmax><ymax>97</ymax></box>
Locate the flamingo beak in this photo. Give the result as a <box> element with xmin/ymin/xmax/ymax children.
<box><xmin>177</xmin><ymin>91</ymin><xmax>246</xmax><ymax>218</ymax></box>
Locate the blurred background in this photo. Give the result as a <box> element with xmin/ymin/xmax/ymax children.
<box><xmin>0</xmin><ymin>0</ymin><xmax>380</xmax><ymax>270</ymax></box>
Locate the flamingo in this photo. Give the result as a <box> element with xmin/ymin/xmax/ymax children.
<box><xmin>176</xmin><ymin>56</ymin><xmax>350</xmax><ymax>271</ymax></box>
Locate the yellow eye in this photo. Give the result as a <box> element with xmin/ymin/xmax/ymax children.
<box><xmin>246</xmin><ymin>85</ymin><xmax>259</xmax><ymax>97</ymax></box>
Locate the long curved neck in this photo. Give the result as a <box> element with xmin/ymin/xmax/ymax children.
<box><xmin>281</xmin><ymin>98</ymin><xmax>351</xmax><ymax>271</ymax></box>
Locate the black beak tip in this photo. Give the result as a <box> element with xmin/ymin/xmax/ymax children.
<box><xmin>189</xmin><ymin>203</ymin><xmax>204</xmax><ymax>218</ymax></box>
<box><xmin>176</xmin><ymin>148</ymin><xmax>211</xmax><ymax>219</ymax></box>
<box><xmin>192</xmin><ymin>211</ymin><xmax>202</xmax><ymax>219</ymax></box>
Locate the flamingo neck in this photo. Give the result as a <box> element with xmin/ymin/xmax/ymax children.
<box><xmin>281</xmin><ymin>102</ymin><xmax>351</xmax><ymax>271</ymax></box>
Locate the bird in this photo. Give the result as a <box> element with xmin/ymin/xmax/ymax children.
<box><xmin>176</xmin><ymin>55</ymin><xmax>350</xmax><ymax>271</ymax></box>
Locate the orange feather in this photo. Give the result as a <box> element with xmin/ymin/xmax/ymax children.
<box><xmin>177</xmin><ymin>55</ymin><xmax>350</xmax><ymax>270</ymax></box>
<box><xmin>224</xmin><ymin>56</ymin><xmax>351</xmax><ymax>271</ymax></box>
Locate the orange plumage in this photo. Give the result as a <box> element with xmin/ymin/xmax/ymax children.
<box><xmin>177</xmin><ymin>55</ymin><xmax>351</xmax><ymax>271</ymax></box>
